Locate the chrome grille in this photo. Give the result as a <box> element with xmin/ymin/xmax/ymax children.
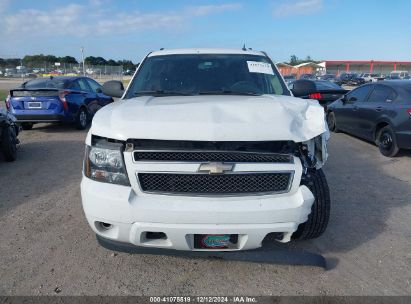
<box><xmin>138</xmin><ymin>172</ymin><xmax>292</xmax><ymax>195</ymax></box>
<box><xmin>134</xmin><ymin>151</ymin><xmax>292</xmax><ymax>163</ymax></box>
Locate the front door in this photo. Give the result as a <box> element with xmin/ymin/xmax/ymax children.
<box><xmin>335</xmin><ymin>85</ymin><xmax>373</xmax><ymax>134</ymax></box>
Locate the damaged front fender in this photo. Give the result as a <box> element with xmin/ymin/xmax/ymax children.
<box><xmin>302</xmin><ymin>125</ymin><xmax>330</xmax><ymax>169</ymax></box>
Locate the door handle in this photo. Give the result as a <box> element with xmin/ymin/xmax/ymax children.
<box><xmin>375</xmin><ymin>106</ymin><xmax>383</xmax><ymax>111</ymax></box>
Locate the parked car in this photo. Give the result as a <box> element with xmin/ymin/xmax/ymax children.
<box><xmin>327</xmin><ymin>81</ymin><xmax>411</xmax><ymax>157</ymax></box>
<box><xmin>335</xmin><ymin>73</ymin><xmax>365</xmax><ymax>86</ymax></box>
<box><xmin>0</xmin><ymin>109</ymin><xmax>19</xmax><ymax>162</ymax></box>
<box><xmin>123</xmin><ymin>69</ymin><xmax>135</xmax><ymax>76</ymax></box>
<box><xmin>299</xmin><ymin>73</ymin><xmax>316</xmax><ymax>80</ymax></box>
<box><xmin>283</xmin><ymin>74</ymin><xmax>296</xmax><ymax>84</ymax></box>
<box><xmin>320</xmin><ymin>74</ymin><xmax>337</xmax><ymax>82</ymax></box>
<box><xmin>362</xmin><ymin>73</ymin><xmax>381</xmax><ymax>82</ymax></box>
<box><xmin>288</xmin><ymin>80</ymin><xmax>348</xmax><ymax>107</ymax></box>
<box><xmin>385</xmin><ymin>74</ymin><xmax>400</xmax><ymax>80</ymax></box>
<box><xmin>6</xmin><ymin>76</ymin><xmax>114</xmax><ymax>130</ymax></box>
<box><xmin>81</xmin><ymin>48</ymin><xmax>331</xmax><ymax>252</ymax></box>
<box><xmin>390</xmin><ymin>71</ymin><xmax>410</xmax><ymax>79</ymax></box>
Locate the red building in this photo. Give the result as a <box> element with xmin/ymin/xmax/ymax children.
<box><xmin>323</xmin><ymin>60</ymin><xmax>411</xmax><ymax>75</ymax></box>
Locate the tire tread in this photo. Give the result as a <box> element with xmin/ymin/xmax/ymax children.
<box><xmin>294</xmin><ymin>169</ymin><xmax>330</xmax><ymax>240</ymax></box>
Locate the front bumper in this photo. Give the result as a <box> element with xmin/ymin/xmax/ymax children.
<box><xmin>81</xmin><ymin>176</ymin><xmax>315</xmax><ymax>251</ymax></box>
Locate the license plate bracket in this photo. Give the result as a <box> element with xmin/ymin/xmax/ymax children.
<box><xmin>194</xmin><ymin>234</ymin><xmax>239</xmax><ymax>249</ymax></box>
<box><xmin>27</xmin><ymin>102</ymin><xmax>42</xmax><ymax>109</ymax></box>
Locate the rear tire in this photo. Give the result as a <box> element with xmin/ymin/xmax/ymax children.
<box><xmin>21</xmin><ymin>123</ymin><xmax>33</xmax><ymax>130</ymax></box>
<box><xmin>293</xmin><ymin>169</ymin><xmax>330</xmax><ymax>240</ymax></box>
<box><xmin>377</xmin><ymin>126</ymin><xmax>399</xmax><ymax>157</ymax></box>
<box><xmin>75</xmin><ymin>108</ymin><xmax>88</xmax><ymax>130</ymax></box>
<box><xmin>327</xmin><ymin>112</ymin><xmax>339</xmax><ymax>132</ymax></box>
<box><xmin>1</xmin><ymin>125</ymin><xmax>17</xmax><ymax>162</ymax></box>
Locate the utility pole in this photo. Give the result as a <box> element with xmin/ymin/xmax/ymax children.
<box><xmin>81</xmin><ymin>46</ymin><xmax>85</xmax><ymax>76</ymax></box>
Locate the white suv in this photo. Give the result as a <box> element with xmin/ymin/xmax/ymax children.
<box><xmin>81</xmin><ymin>48</ymin><xmax>330</xmax><ymax>252</ymax></box>
<box><xmin>362</xmin><ymin>73</ymin><xmax>381</xmax><ymax>82</ymax></box>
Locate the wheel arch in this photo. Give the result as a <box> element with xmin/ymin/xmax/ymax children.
<box><xmin>374</xmin><ymin>120</ymin><xmax>392</xmax><ymax>142</ymax></box>
<box><xmin>76</xmin><ymin>104</ymin><xmax>89</xmax><ymax>115</ymax></box>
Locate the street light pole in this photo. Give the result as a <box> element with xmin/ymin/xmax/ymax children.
<box><xmin>81</xmin><ymin>47</ymin><xmax>85</xmax><ymax>76</ymax></box>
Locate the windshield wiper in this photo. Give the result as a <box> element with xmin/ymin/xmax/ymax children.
<box><xmin>198</xmin><ymin>90</ymin><xmax>261</xmax><ymax>96</ymax></box>
<box><xmin>134</xmin><ymin>90</ymin><xmax>195</xmax><ymax>97</ymax></box>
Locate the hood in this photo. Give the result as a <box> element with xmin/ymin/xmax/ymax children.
<box><xmin>90</xmin><ymin>94</ymin><xmax>327</xmax><ymax>142</ymax></box>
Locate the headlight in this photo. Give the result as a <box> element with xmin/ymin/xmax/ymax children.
<box><xmin>83</xmin><ymin>141</ymin><xmax>130</xmax><ymax>186</ymax></box>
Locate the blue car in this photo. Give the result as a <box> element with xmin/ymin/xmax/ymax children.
<box><xmin>6</xmin><ymin>76</ymin><xmax>114</xmax><ymax>130</ymax></box>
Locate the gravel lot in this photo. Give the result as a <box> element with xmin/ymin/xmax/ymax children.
<box><xmin>0</xmin><ymin>121</ymin><xmax>410</xmax><ymax>296</ymax></box>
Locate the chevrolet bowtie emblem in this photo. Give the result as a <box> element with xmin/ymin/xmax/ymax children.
<box><xmin>198</xmin><ymin>162</ymin><xmax>234</xmax><ymax>174</ymax></box>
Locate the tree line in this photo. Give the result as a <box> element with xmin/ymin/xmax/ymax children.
<box><xmin>83</xmin><ymin>56</ymin><xmax>136</xmax><ymax>71</ymax></box>
<box><xmin>0</xmin><ymin>54</ymin><xmax>138</xmax><ymax>70</ymax></box>
<box><xmin>287</xmin><ymin>55</ymin><xmax>320</xmax><ymax>66</ymax></box>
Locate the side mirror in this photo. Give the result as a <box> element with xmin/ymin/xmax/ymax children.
<box><xmin>95</xmin><ymin>87</ymin><xmax>102</xmax><ymax>93</ymax></box>
<box><xmin>290</xmin><ymin>80</ymin><xmax>317</xmax><ymax>97</ymax></box>
<box><xmin>348</xmin><ymin>96</ymin><xmax>357</xmax><ymax>103</ymax></box>
<box><xmin>102</xmin><ymin>80</ymin><xmax>124</xmax><ymax>98</ymax></box>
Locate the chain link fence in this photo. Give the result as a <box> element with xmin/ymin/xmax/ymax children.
<box><xmin>0</xmin><ymin>63</ymin><xmax>124</xmax><ymax>81</ymax></box>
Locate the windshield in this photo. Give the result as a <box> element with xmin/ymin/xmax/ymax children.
<box><xmin>125</xmin><ymin>54</ymin><xmax>289</xmax><ymax>98</ymax></box>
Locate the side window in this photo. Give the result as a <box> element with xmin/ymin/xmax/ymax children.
<box><xmin>77</xmin><ymin>79</ymin><xmax>91</xmax><ymax>92</ymax></box>
<box><xmin>86</xmin><ymin>78</ymin><xmax>102</xmax><ymax>93</ymax></box>
<box><xmin>70</xmin><ymin>81</ymin><xmax>81</xmax><ymax>91</ymax></box>
<box><xmin>367</xmin><ymin>85</ymin><xmax>396</xmax><ymax>103</ymax></box>
<box><xmin>346</xmin><ymin>85</ymin><xmax>372</xmax><ymax>102</ymax></box>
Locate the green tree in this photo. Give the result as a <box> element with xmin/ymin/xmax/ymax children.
<box><xmin>59</xmin><ymin>56</ymin><xmax>78</xmax><ymax>64</ymax></box>
<box><xmin>85</xmin><ymin>56</ymin><xmax>108</xmax><ymax>66</ymax></box>
<box><xmin>106</xmin><ymin>59</ymin><xmax>119</xmax><ymax>66</ymax></box>
<box><xmin>290</xmin><ymin>55</ymin><xmax>299</xmax><ymax>65</ymax></box>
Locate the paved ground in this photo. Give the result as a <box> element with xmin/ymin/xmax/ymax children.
<box><xmin>0</xmin><ymin>121</ymin><xmax>410</xmax><ymax>296</ymax></box>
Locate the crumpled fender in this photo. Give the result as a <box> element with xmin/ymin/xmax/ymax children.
<box><xmin>303</xmin><ymin>118</ymin><xmax>330</xmax><ymax>169</ymax></box>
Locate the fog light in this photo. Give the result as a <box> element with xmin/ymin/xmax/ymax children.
<box><xmin>99</xmin><ymin>222</ymin><xmax>112</xmax><ymax>230</ymax></box>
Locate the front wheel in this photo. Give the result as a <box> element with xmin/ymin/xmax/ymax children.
<box><xmin>293</xmin><ymin>169</ymin><xmax>330</xmax><ymax>240</ymax></box>
<box><xmin>1</xmin><ymin>125</ymin><xmax>18</xmax><ymax>162</ymax></box>
<box><xmin>75</xmin><ymin>108</ymin><xmax>88</xmax><ymax>130</ymax></box>
<box><xmin>377</xmin><ymin>126</ymin><xmax>399</xmax><ymax>157</ymax></box>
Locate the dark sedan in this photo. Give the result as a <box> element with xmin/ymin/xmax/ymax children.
<box><xmin>289</xmin><ymin>80</ymin><xmax>348</xmax><ymax>107</ymax></box>
<box><xmin>326</xmin><ymin>81</ymin><xmax>411</xmax><ymax>157</ymax></box>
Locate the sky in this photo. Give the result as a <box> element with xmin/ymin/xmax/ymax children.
<box><xmin>0</xmin><ymin>0</ymin><xmax>410</xmax><ymax>63</ymax></box>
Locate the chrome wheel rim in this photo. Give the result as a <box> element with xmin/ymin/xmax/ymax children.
<box><xmin>380</xmin><ymin>132</ymin><xmax>393</xmax><ymax>152</ymax></box>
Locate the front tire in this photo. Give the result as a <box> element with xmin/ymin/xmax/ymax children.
<box><xmin>293</xmin><ymin>169</ymin><xmax>330</xmax><ymax>240</ymax></box>
<box><xmin>377</xmin><ymin>126</ymin><xmax>399</xmax><ymax>157</ymax></box>
<box><xmin>75</xmin><ymin>108</ymin><xmax>88</xmax><ymax>130</ymax></box>
<box><xmin>1</xmin><ymin>125</ymin><xmax>18</xmax><ymax>162</ymax></box>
